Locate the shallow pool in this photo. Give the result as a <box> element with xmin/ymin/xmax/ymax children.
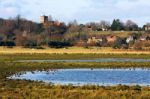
<box><xmin>8</xmin><ymin>68</ymin><xmax>150</xmax><ymax>86</ymax></box>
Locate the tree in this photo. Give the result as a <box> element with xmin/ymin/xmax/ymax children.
<box><xmin>14</xmin><ymin>15</ymin><xmax>21</xmax><ymax>29</ymax></box>
<box><xmin>23</xmin><ymin>40</ymin><xmax>38</xmax><ymax>48</ymax></box>
<box><xmin>99</xmin><ymin>20</ymin><xmax>110</xmax><ymax>31</ymax></box>
<box><xmin>67</xmin><ymin>20</ymin><xmax>80</xmax><ymax>33</ymax></box>
<box><xmin>86</xmin><ymin>22</ymin><xmax>100</xmax><ymax>31</ymax></box>
<box><xmin>111</xmin><ymin>19</ymin><xmax>124</xmax><ymax>31</ymax></box>
<box><xmin>112</xmin><ymin>37</ymin><xmax>127</xmax><ymax>49</ymax></box>
<box><xmin>48</xmin><ymin>15</ymin><xmax>53</xmax><ymax>22</ymax></box>
<box><xmin>125</xmin><ymin>20</ymin><xmax>138</xmax><ymax>31</ymax></box>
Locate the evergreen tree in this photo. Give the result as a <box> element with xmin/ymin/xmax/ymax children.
<box><xmin>111</xmin><ymin>19</ymin><xmax>124</xmax><ymax>31</ymax></box>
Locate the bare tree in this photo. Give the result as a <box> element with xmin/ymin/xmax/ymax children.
<box><xmin>125</xmin><ymin>20</ymin><xmax>138</xmax><ymax>31</ymax></box>
<box><xmin>48</xmin><ymin>15</ymin><xmax>53</xmax><ymax>22</ymax></box>
<box><xmin>99</xmin><ymin>20</ymin><xmax>110</xmax><ymax>31</ymax></box>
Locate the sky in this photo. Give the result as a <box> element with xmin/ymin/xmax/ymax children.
<box><xmin>0</xmin><ymin>0</ymin><xmax>150</xmax><ymax>26</ymax></box>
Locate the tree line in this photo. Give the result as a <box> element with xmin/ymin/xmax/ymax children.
<box><xmin>0</xmin><ymin>15</ymin><xmax>149</xmax><ymax>48</ymax></box>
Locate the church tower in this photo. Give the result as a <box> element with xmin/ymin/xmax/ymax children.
<box><xmin>40</xmin><ymin>15</ymin><xmax>48</xmax><ymax>23</ymax></box>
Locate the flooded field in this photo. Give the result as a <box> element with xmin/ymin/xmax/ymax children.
<box><xmin>9</xmin><ymin>68</ymin><xmax>150</xmax><ymax>86</ymax></box>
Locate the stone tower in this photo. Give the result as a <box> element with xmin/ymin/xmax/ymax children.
<box><xmin>40</xmin><ymin>15</ymin><xmax>48</xmax><ymax>23</ymax></box>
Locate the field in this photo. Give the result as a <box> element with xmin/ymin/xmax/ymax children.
<box><xmin>65</xmin><ymin>31</ymin><xmax>139</xmax><ymax>39</ymax></box>
<box><xmin>1</xmin><ymin>47</ymin><xmax>150</xmax><ymax>54</ymax></box>
<box><xmin>0</xmin><ymin>53</ymin><xmax>150</xmax><ymax>98</ymax></box>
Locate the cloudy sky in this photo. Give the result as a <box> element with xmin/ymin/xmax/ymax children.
<box><xmin>0</xmin><ymin>0</ymin><xmax>150</xmax><ymax>26</ymax></box>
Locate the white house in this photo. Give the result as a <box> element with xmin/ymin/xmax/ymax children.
<box><xmin>126</xmin><ymin>36</ymin><xmax>134</xmax><ymax>43</ymax></box>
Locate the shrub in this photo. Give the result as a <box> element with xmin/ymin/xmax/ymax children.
<box><xmin>0</xmin><ymin>41</ymin><xmax>16</xmax><ymax>47</ymax></box>
<box><xmin>74</xmin><ymin>41</ymin><xmax>87</xmax><ymax>47</ymax></box>
<box><xmin>23</xmin><ymin>40</ymin><xmax>38</xmax><ymax>48</ymax></box>
<box><xmin>142</xmin><ymin>41</ymin><xmax>150</xmax><ymax>47</ymax></box>
<box><xmin>112</xmin><ymin>37</ymin><xmax>127</xmax><ymax>49</ymax></box>
<box><xmin>133</xmin><ymin>41</ymin><xmax>143</xmax><ymax>50</ymax></box>
<box><xmin>35</xmin><ymin>46</ymin><xmax>45</xmax><ymax>49</ymax></box>
<box><xmin>48</xmin><ymin>41</ymin><xmax>72</xmax><ymax>48</ymax></box>
<box><xmin>128</xmin><ymin>41</ymin><xmax>134</xmax><ymax>48</ymax></box>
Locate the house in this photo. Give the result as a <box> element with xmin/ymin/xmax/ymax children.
<box><xmin>101</xmin><ymin>25</ymin><xmax>109</xmax><ymax>31</ymax></box>
<box><xmin>106</xmin><ymin>35</ymin><xmax>117</xmax><ymax>43</ymax></box>
<box><xmin>87</xmin><ymin>37</ymin><xmax>104</xmax><ymax>46</ymax></box>
<box><xmin>140</xmin><ymin>37</ymin><xmax>146</xmax><ymax>41</ymax></box>
<box><xmin>22</xmin><ymin>31</ymin><xmax>28</xmax><ymax>37</ymax></box>
<box><xmin>53</xmin><ymin>21</ymin><xmax>61</xmax><ymax>26</ymax></box>
<box><xmin>126</xmin><ymin>36</ymin><xmax>134</xmax><ymax>43</ymax></box>
<box><xmin>140</xmin><ymin>36</ymin><xmax>150</xmax><ymax>41</ymax></box>
<box><xmin>87</xmin><ymin>37</ymin><xmax>103</xmax><ymax>44</ymax></box>
<box><xmin>144</xmin><ymin>24</ymin><xmax>150</xmax><ymax>31</ymax></box>
<box><xmin>126</xmin><ymin>33</ymin><xmax>139</xmax><ymax>43</ymax></box>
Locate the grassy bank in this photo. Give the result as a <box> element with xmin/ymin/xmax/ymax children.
<box><xmin>1</xmin><ymin>47</ymin><xmax>150</xmax><ymax>54</ymax></box>
<box><xmin>1</xmin><ymin>53</ymin><xmax>150</xmax><ymax>62</ymax></box>
<box><xmin>0</xmin><ymin>54</ymin><xmax>150</xmax><ymax>98</ymax></box>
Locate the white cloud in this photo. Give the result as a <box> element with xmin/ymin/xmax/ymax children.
<box><xmin>73</xmin><ymin>0</ymin><xmax>150</xmax><ymax>26</ymax></box>
<box><xmin>20</xmin><ymin>0</ymin><xmax>91</xmax><ymax>22</ymax></box>
<box><xmin>0</xmin><ymin>0</ymin><xmax>150</xmax><ymax>26</ymax></box>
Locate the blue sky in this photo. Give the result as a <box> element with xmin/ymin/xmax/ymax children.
<box><xmin>0</xmin><ymin>0</ymin><xmax>150</xmax><ymax>26</ymax></box>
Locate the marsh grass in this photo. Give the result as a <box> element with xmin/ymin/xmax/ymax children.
<box><xmin>1</xmin><ymin>53</ymin><xmax>150</xmax><ymax>62</ymax></box>
<box><xmin>0</xmin><ymin>54</ymin><xmax>149</xmax><ymax>98</ymax></box>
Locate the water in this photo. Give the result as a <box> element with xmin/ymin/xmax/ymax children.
<box><xmin>9</xmin><ymin>68</ymin><xmax>150</xmax><ymax>86</ymax></box>
<box><xmin>17</xmin><ymin>58</ymin><xmax>150</xmax><ymax>63</ymax></box>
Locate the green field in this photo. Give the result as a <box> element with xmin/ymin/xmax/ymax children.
<box><xmin>0</xmin><ymin>54</ymin><xmax>150</xmax><ymax>99</ymax></box>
